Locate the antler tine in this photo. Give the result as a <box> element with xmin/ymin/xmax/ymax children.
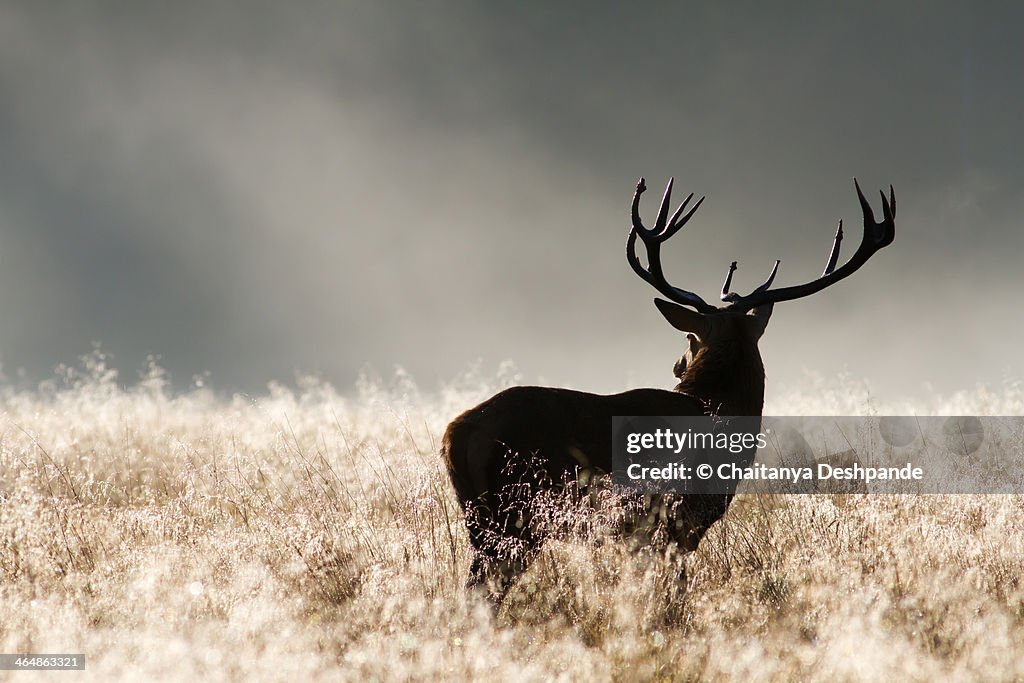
<box><xmin>626</xmin><ymin>177</ymin><xmax>716</xmax><ymax>313</ymax></box>
<box><xmin>630</xmin><ymin>177</ymin><xmax>651</xmax><ymax>234</ymax></box>
<box><xmin>750</xmin><ymin>260</ymin><xmax>781</xmax><ymax>294</ymax></box>
<box><xmin>654</xmin><ymin>177</ymin><xmax>675</xmax><ymax>232</ymax></box>
<box><xmin>880</xmin><ymin>185</ymin><xmax>896</xmax><ymax>224</ymax></box>
<box><xmin>721</xmin><ymin>261</ymin><xmax>739</xmax><ymax>302</ymax></box>
<box><xmin>726</xmin><ymin>179</ymin><xmax>896</xmax><ymax>311</ymax></box>
<box><xmin>854</xmin><ymin>178</ymin><xmax>875</xmax><ymax>225</ymax></box>
<box><xmin>661</xmin><ymin>194</ymin><xmax>704</xmax><ymax>240</ymax></box>
<box><xmin>822</xmin><ymin>221</ymin><xmax>843</xmax><ymax>276</ymax></box>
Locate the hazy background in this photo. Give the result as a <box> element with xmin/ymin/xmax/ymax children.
<box><xmin>0</xmin><ymin>2</ymin><xmax>1021</xmax><ymax>402</ymax></box>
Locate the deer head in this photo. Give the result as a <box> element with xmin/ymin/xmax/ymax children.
<box><xmin>628</xmin><ymin>177</ymin><xmax>896</xmax><ymax>409</ymax></box>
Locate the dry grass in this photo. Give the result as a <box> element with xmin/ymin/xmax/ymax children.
<box><xmin>2</xmin><ymin>354</ymin><xmax>1024</xmax><ymax>681</ymax></box>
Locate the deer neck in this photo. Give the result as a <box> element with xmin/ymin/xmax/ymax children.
<box><xmin>674</xmin><ymin>343</ymin><xmax>765</xmax><ymax>416</ymax></box>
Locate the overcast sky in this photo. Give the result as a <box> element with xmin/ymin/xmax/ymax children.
<box><xmin>0</xmin><ymin>2</ymin><xmax>1021</xmax><ymax>402</ymax></box>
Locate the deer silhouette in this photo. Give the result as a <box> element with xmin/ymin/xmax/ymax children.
<box><xmin>443</xmin><ymin>177</ymin><xmax>896</xmax><ymax>598</ymax></box>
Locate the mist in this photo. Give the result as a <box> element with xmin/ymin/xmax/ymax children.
<box><xmin>1</xmin><ymin>2</ymin><xmax>1021</xmax><ymax>402</ymax></box>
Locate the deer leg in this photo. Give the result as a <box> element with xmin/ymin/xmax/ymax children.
<box><xmin>464</xmin><ymin>497</ymin><xmax>540</xmax><ymax>602</ymax></box>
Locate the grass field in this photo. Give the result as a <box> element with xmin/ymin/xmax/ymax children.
<box><xmin>2</xmin><ymin>354</ymin><xmax>1023</xmax><ymax>681</ymax></box>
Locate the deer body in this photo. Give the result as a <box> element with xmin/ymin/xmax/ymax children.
<box><xmin>444</xmin><ymin>177</ymin><xmax>896</xmax><ymax>598</ymax></box>
<box><xmin>444</xmin><ymin>325</ymin><xmax>766</xmax><ymax>592</ymax></box>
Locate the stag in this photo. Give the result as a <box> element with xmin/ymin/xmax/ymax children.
<box><xmin>443</xmin><ymin>177</ymin><xmax>896</xmax><ymax>598</ymax></box>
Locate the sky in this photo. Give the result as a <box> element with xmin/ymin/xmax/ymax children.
<box><xmin>0</xmin><ymin>2</ymin><xmax>1022</xmax><ymax>402</ymax></box>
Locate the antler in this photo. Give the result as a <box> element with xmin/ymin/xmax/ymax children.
<box><xmin>721</xmin><ymin>259</ymin><xmax>779</xmax><ymax>303</ymax></box>
<box><xmin>626</xmin><ymin>177</ymin><xmax>717</xmax><ymax>314</ymax></box>
<box><xmin>723</xmin><ymin>179</ymin><xmax>896</xmax><ymax>311</ymax></box>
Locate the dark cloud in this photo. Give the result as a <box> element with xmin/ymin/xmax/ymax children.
<box><xmin>0</xmin><ymin>2</ymin><xmax>1021</xmax><ymax>399</ymax></box>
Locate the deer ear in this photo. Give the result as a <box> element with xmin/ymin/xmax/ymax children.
<box><xmin>747</xmin><ymin>303</ymin><xmax>773</xmax><ymax>339</ymax></box>
<box><xmin>654</xmin><ymin>298</ymin><xmax>709</xmax><ymax>337</ymax></box>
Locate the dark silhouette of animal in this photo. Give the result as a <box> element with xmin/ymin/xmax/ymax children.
<box><xmin>443</xmin><ymin>177</ymin><xmax>896</xmax><ymax>598</ymax></box>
